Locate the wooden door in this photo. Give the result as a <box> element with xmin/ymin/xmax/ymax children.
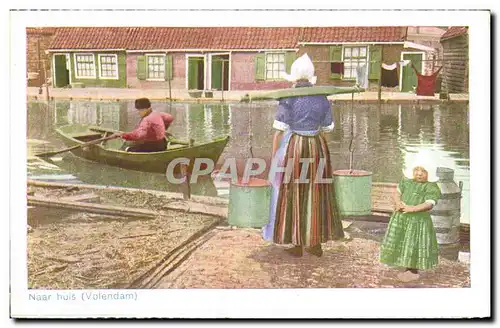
<box><xmin>401</xmin><ymin>53</ymin><xmax>423</xmax><ymax>92</ymax></box>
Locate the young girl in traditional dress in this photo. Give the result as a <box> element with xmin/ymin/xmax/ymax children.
<box><xmin>380</xmin><ymin>160</ymin><xmax>441</xmax><ymax>281</ymax></box>
<box><xmin>262</xmin><ymin>54</ymin><xmax>344</xmax><ymax>257</ymax></box>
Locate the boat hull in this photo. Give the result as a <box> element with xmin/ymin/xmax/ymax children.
<box><xmin>56</xmin><ymin>125</ymin><xmax>230</xmax><ymax>174</ymax></box>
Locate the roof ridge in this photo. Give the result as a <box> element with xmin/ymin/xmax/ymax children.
<box><xmin>49</xmin><ymin>26</ymin><xmax>410</xmax><ymax>50</ymax></box>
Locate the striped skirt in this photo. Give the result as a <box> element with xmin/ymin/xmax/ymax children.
<box><xmin>271</xmin><ymin>133</ymin><xmax>344</xmax><ymax>247</ymax></box>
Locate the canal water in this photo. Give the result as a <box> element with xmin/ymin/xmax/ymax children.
<box><xmin>27</xmin><ymin>99</ymin><xmax>470</xmax><ymax>223</ymax></box>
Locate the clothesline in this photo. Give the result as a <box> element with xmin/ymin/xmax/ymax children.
<box><xmin>313</xmin><ymin>59</ymin><xmax>452</xmax><ymax>64</ymax></box>
<box><xmin>352</xmin><ymin>59</ymin><xmax>443</xmax><ymax>93</ymax></box>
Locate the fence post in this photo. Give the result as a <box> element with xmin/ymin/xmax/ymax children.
<box><xmin>42</xmin><ymin>58</ymin><xmax>50</xmax><ymax>102</ymax></box>
<box><xmin>221</xmin><ymin>58</ymin><xmax>225</xmax><ymax>102</ymax></box>
<box><xmin>378</xmin><ymin>45</ymin><xmax>384</xmax><ymax>102</ymax></box>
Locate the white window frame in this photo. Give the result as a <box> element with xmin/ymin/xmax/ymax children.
<box><xmin>341</xmin><ymin>45</ymin><xmax>369</xmax><ymax>80</ymax></box>
<box><xmin>265</xmin><ymin>52</ymin><xmax>286</xmax><ymax>81</ymax></box>
<box><xmin>52</xmin><ymin>53</ymin><xmax>73</xmax><ymax>87</ymax></box>
<box><xmin>73</xmin><ymin>53</ymin><xmax>97</xmax><ymax>79</ymax></box>
<box><xmin>208</xmin><ymin>52</ymin><xmax>231</xmax><ymax>91</ymax></box>
<box><xmin>97</xmin><ymin>54</ymin><xmax>119</xmax><ymax>80</ymax></box>
<box><xmin>145</xmin><ymin>53</ymin><xmax>167</xmax><ymax>81</ymax></box>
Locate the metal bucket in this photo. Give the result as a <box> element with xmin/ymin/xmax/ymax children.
<box><xmin>228</xmin><ymin>178</ymin><xmax>271</xmax><ymax>228</ymax></box>
<box><xmin>430</xmin><ymin>167</ymin><xmax>463</xmax><ymax>244</ymax></box>
<box><xmin>332</xmin><ymin>170</ymin><xmax>372</xmax><ymax>216</ymax></box>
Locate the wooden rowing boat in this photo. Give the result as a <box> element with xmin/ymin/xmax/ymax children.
<box><xmin>55</xmin><ymin>124</ymin><xmax>230</xmax><ymax>174</ymax></box>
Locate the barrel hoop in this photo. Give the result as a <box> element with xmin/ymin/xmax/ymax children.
<box><xmin>435</xmin><ymin>227</ymin><xmax>452</xmax><ymax>234</ymax></box>
<box><xmin>438</xmin><ymin>192</ymin><xmax>462</xmax><ymax>200</ymax></box>
<box><xmin>430</xmin><ymin>209</ymin><xmax>460</xmax><ymax>216</ymax></box>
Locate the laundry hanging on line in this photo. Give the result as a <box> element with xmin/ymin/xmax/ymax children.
<box><xmin>356</xmin><ymin>64</ymin><xmax>368</xmax><ymax>89</ymax></box>
<box><xmin>412</xmin><ymin>64</ymin><xmax>443</xmax><ymax>96</ymax></box>
<box><xmin>330</xmin><ymin>62</ymin><xmax>344</xmax><ymax>75</ymax></box>
<box><xmin>382</xmin><ymin>62</ymin><xmax>398</xmax><ymax>70</ymax></box>
<box><xmin>401</xmin><ymin>60</ymin><xmax>411</xmax><ymax>67</ymax></box>
<box><xmin>380</xmin><ymin>62</ymin><xmax>399</xmax><ymax>88</ymax></box>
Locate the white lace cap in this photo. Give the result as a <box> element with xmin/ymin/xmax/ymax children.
<box><xmin>280</xmin><ymin>53</ymin><xmax>317</xmax><ymax>85</ymax></box>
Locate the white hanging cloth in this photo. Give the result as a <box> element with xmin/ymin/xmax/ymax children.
<box><xmin>356</xmin><ymin>64</ymin><xmax>368</xmax><ymax>89</ymax></box>
<box><xmin>382</xmin><ymin>62</ymin><xmax>398</xmax><ymax>70</ymax></box>
<box><xmin>400</xmin><ymin>60</ymin><xmax>411</xmax><ymax>67</ymax></box>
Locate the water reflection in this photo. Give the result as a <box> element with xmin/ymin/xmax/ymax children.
<box><xmin>55</xmin><ymin>155</ymin><xmax>218</xmax><ymax>196</ymax></box>
<box><xmin>26</xmin><ymin>99</ymin><xmax>470</xmax><ymax>223</ymax></box>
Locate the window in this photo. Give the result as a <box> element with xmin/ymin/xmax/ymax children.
<box><xmin>147</xmin><ymin>55</ymin><xmax>165</xmax><ymax>80</ymax></box>
<box><xmin>265</xmin><ymin>52</ymin><xmax>285</xmax><ymax>80</ymax></box>
<box><xmin>342</xmin><ymin>46</ymin><xmax>368</xmax><ymax>79</ymax></box>
<box><xmin>98</xmin><ymin>54</ymin><xmax>118</xmax><ymax>79</ymax></box>
<box><xmin>74</xmin><ymin>54</ymin><xmax>96</xmax><ymax>78</ymax></box>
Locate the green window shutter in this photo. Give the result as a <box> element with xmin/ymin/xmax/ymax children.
<box><xmin>285</xmin><ymin>52</ymin><xmax>296</xmax><ymax>73</ymax></box>
<box><xmin>188</xmin><ymin>57</ymin><xmax>199</xmax><ymax>90</ymax></box>
<box><xmin>136</xmin><ymin>55</ymin><xmax>146</xmax><ymax>80</ymax></box>
<box><xmin>368</xmin><ymin>45</ymin><xmax>382</xmax><ymax>80</ymax></box>
<box><xmin>165</xmin><ymin>54</ymin><xmax>173</xmax><ymax>81</ymax></box>
<box><xmin>329</xmin><ymin>46</ymin><xmax>342</xmax><ymax>80</ymax></box>
<box><xmin>255</xmin><ymin>53</ymin><xmax>266</xmax><ymax>81</ymax></box>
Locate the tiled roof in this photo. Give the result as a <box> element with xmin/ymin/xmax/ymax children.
<box><xmin>48</xmin><ymin>26</ymin><xmax>409</xmax><ymax>50</ymax></box>
<box><xmin>26</xmin><ymin>27</ymin><xmax>57</xmax><ymax>34</ymax></box>
<box><xmin>300</xmin><ymin>27</ymin><xmax>407</xmax><ymax>43</ymax></box>
<box><xmin>49</xmin><ymin>27</ymin><xmax>302</xmax><ymax>50</ymax></box>
<box><xmin>440</xmin><ymin>26</ymin><xmax>468</xmax><ymax>41</ymax></box>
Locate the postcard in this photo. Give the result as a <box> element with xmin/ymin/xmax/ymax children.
<box><xmin>9</xmin><ymin>8</ymin><xmax>491</xmax><ymax>319</ymax></box>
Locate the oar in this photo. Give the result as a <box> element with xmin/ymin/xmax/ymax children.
<box><xmin>35</xmin><ymin>134</ymin><xmax>120</xmax><ymax>158</ymax></box>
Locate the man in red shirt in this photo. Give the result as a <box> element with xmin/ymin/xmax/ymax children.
<box><xmin>114</xmin><ymin>98</ymin><xmax>174</xmax><ymax>152</ymax></box>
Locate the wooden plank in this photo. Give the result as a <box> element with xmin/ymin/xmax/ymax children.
<box><xmin>344</xmin><ymin>214</ymin><xmax>390</xmax><ymax>224</ymax></box>
<box><xmin>27</xmin><ymin>196</ymin><xmax>159</xmax><ymax>219</ymax></box>
<box><xmin>27</xmin><ymin>180</ymin><xmax>229</xmax><ymax>206</ymax></box>
<box><xmin>163</xmin><ymin>201</ymin><xmax>228</xmax><ymax>219</ymax></box>
<box><xmin>60</xmin><ymin>193</ymin><xmax>101</xmax><ymax>203</ymax></box>
<box><xmin>373</xmin><ymin>182</ymin><xmax>397</xmax><ymax>188</ymax></box>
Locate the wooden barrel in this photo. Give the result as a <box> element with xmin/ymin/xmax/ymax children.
<box><xmin>228</xmin><ymin>178</ymin><xmax>271</xmax><ymax>228</ymax></box>
<box><xmin>332</xmin><ymin>170</ymin><xmax>373</xmax><ymax>216</ymax></box>
<box><xmin>430</xmin><ymin>167</ymin><xmax>463</xmax><ymax>244</ymax></box>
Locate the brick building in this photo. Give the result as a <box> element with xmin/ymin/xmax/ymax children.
<box><xmin>37</xmin><ymin>26</ymin><xmax>442</xmax><ymax>92</ymax></box>
<box><xmin>26</xmin><ymin>28</ymin><xmax>57</xmax><ymax>87</ymax></box>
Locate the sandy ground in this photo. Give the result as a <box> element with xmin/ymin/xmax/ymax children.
<box><xmin>159</xmin><ymin>228</ymin><xmax>470</xmax><ymax>289</ymax></box>
<box><xmin>27</xmin><ymin>187</ymin><xmax>221</xmax><ymax>289</ymax></box>
<box><xmin>27</xmin><ymin>186</ymin><xmax>470</xmax><ymax>289</ymax></box>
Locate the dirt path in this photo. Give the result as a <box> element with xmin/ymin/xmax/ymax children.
<box><xmin>158</xmin><ymin>228</ymin><xmax>470</xmax><ymax>289</ymax></box>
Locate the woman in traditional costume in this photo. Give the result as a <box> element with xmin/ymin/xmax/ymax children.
<box><xmin>380</xmin><ymin>158</ymin><xmax>441</xmax><ymax>281</ymax></box>
<box><xmin>262</xmin><ymin>54</ymin><xmax>344</xmax><ymax>257</ymax></box>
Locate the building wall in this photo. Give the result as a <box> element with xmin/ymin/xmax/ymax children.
<box><xmin>298</xmin><ymin>44</ymin><xmax>404</xmax><ymax>91</ymax></box>
<box><xmin>406</xmin><ymin>26</ymin><xmax>446</xmax><ymax>75</ymax></box>
<box><xmin>441</xmin><ymin>34</ymin><xmax>469</xmax><ymax>93</ymax></box>
<box><xmin>126</xmin><ymin>52</ymin><xmax>185</xmax><ymax>89</ymax></box>
<box><xmin>26</xmin><ymin>30</ymin><xmax>55</xmax><ymax>87</ymax></box>
<box><xmin>230</xmin><ymin>52</ymin><xmax>290</xmax><ymax>90</ymax></box>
